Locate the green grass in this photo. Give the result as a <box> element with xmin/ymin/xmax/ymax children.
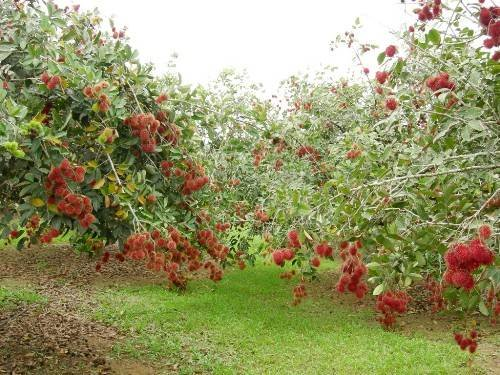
<box><xmin>94</xmin><ymin>264</ymin><xmax>473</xmax><ymax>375</ymax></box>
<box><xmin>0</xmin><ymin>284</ymin><xmax>47</xmax><ymax>309</ymax></box>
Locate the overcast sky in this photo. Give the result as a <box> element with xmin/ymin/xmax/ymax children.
<box><xmin>60</xmin><ymin>1</ymin><xmax>417</xmax><ymax>93</ymax></box>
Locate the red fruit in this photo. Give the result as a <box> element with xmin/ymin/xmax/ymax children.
<box><xmin>363</xmin><ymin>67</ymin><xmax>370</xmax><ymax>74</ymax></box>
<box><xmin>147</xmin><ymin>194</ymin><xmax>157</xmax><ymax>203</ymax></box>
<box><xmin>155</xmin><ymin>93</ymin><xmax>168</xmax><ymax>104</ymax></box>
<box><xmin>483</xmin><ymin>38</ymin><xmax>494</xmax><ymax>49</ymax></box>
<box><xmin>469</xmin><ymin>341</ymin><xmax>478</xmax><ymax>353</ymax></box>
<box><xmin>272</xmin><ymin>250</ymin><xmax>285</xmax><ymax>266</ymax></box>
<box><xmin>478</xmin><ymin>224</ymin><xmax>492</xmax><ymax>240</ymax></box>
<box><xmin>375</xmin><ymin>71</ymin><xmax>389</xmax><ymax>84</ymax></box>
<box><xmin>310</xmin><ymin>257</ymin><xmax>321</xmax><ymax>267</ymax></box>
<box><xmin>283</xmin><ymin>248</ymin><xmax>295</xmax><ymax>261</ymax></box>
<box><xmin>409</xmin><ymin>26</ymin><xmax>415</xmax><ymax>32</ymax></box>
<box><xmin>385</xmin><ymin>45</ymin><xmax>397</xmax><ymax>57</ymax></box>
<box><xmin>40</xmin><ymin>71</ymin><xmax>50</xmax><ymax>84</ymax></box>
<box><xmin>46</xmin><ymin>76</ymin><xmax>61</xmax><ymax>90</ymax></box>
<box><xmin>102</xmin><ymin>251</ymin><xmax>110</xmax><ymax>263</ymax></box>
<box><xmin>115</xmin><ymin>253</ymin><xmax>125</xmax><ymax>262</ymax></box>
<box><xmin>385</xmin><ymin>97</ymin><xmax>398</xmax><ymax>111</ymax></box>
<box><xmin>479</xmin><ymin>8</ymin><xmax>492</xmax><ymax>27</ymax></box>
<box><xmin>9</xmin><ymin>230</ymin><xmax>19</xmax><ymax>238</ymax></box>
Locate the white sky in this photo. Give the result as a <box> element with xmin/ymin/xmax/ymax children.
<box><xmin>61</xmin><ymin>1</ymin><xmax>417</xmax><ymax>93</ymax></box>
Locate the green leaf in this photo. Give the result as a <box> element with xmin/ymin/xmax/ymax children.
<box><xmin>427</xmin><ymin>29</ymin><xmax>441</xmax><ymax>45</ymax></box>
<box><xmin>377</xmin><ymin>52</ymin><xmax>386</xmax><ymax>65</ymax></box>
<box><xmin>478</xmin><ymin>301</ymin><xmax>489</xmax><ymax>316</ymax></box>
<box><xmin>373</xmin><ymin>284</ymin><xmax>385</xmax><ymax>296</ymax></box>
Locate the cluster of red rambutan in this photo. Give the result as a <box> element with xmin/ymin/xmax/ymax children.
<box><xmin>45</xmin><ymin>159</ymin><xmax>95</xmax><ymax>229</ymax></box>
<box><xmin>314</xmin><ymin>242</ymin><xmax>333</xmax><ymax>258</ymax></box>
<box><xmin>479</xmin><ymin>7</ymin><xmax>500</xmax><ymax>58</ymax></box>
<box><xmin>120</xmin><ymin>227</ymin><xmax>206</xmax><ymax>287</ymax></box>
<box><xmin>197</xmin><ymin>229</ymin><xmax>230</xmax><ymax>261</ymax></box>
<box><xmin>124</xmin><ymin>113</ymin><xmax>161</xmax><ymax>153</ymax></box>
<box><xmin>215</xmin><ymin>222</ymin><xmax>231</xmax><ymax>232</ymax></box>
<box><xmin>57</xmin><ymin>194</ymin><xmax>95</xmax><ymax>228</ymax></box>
<box><xmin>292</xmin><ymin>283</ymin><xmax>307</xmax><ymax>305</ymax></box>
<box><xmin>376</xmin><ymin>290</ymin><xmax>411</xmax><ymax>328</ymax></box>
<box><xmin>82</xmin><ymin>81</ymin><xmax>111</xmax><ymax>112</ymax></box>
<box><xmin>426</xmin><ymin>72</ymin><xmax>456</xmax><ymax>95</ymax></box>
<box><xmin>25</xmin><ymin>215</ymin><xmax>40</xmax><ymax>236</ymax></box>
<box><xmin>176</xmin><ymin>160</ymin><xmax>209</xmax><ymax>195</ymax></box>
<box><xmin>254</xmin><ymin>208</ymin><xmax>269</xmax><ymax>223</ymax></box>
<box><xmin>40</xmin><ymin>71</ymin><xmax>61</xmax><ymax>90</ymax></box>
<box><xmin>415</xmin><ymin>0</ymin><xmax>442</xmax><ymax>22</ymax></box>
<box><xmin>336</xmin><ymin>241</ymin><xmax>368</xmax><ymax>299</ymax></box>
<box><xmin>272</xmin><ymin>248</ymin><xmax>295</xmax><ymax>266</ymax></box>
<box><xmin>296</xmin><ymin>145</ymin><xmax>321</xmax><ymax>162</ymax></box>
<box><xmin>454</xmin><ymin>330</ymin><xmax>478</xmax><ymax>353</ymax></box>
<box><xmin>425</xmin><ymin>277</ymin><xmax>445</xmax><ymax>313</ymax></box>
<box><xmin>443</xmin><ymin>228</ymin><xmax>494</xmax><ymax>291</ymax></box>
<box><xmin>160</xmin><ymin>160</ymin><xmax>174</xmax><ymax>177</ymax></box>
<box><xmin>40</xmin><ymin>228</ymin><xmax>60</xmax><ymax>244</ymax></box>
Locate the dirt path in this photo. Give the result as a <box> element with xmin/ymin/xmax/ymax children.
<box><xmin>0</xmin><ymin>245</ymin><xmax>163</xmax><ymax>375</ymax></box>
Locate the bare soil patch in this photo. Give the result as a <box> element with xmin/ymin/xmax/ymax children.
<box><xmin>0</xmin><ymin>246</ymin><xmax>162</xmax><ymax>374</ymax></box>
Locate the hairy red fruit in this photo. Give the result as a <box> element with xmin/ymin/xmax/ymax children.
<box><xmin>9</xmin><ymin>230</ymin><xmax>19</xmax><ymax>239</ymax></box>
<box><xmin>287</xmin><ymin>230</ymin><xmax>301</xmax><ymax>248</ymax></box>
<box><xmin>155</xmin><ymin>93</ymin><xmax>168</xmax><ymax>104</ymax></box>
<box><xmin>46</xmin><ymin>75</ymin><xmax>61</xmax><ymax>90</ymax></box>
<box><xmin>310</xmin><ymin>257</ymin><xmax>321</xmax><ymax>268</ymax></box>
<box><xmin>102</xmin><ymin>251</ymin><xmax>110</xmax><ymax>263</ymax></box>
<box><xmin>385</xmin><ymin>97</ymin><xmax>398</xmax><ymax>111</ymax></box>
<box><xmin>272</xmin><ymin>250</ymin><xmax>285</xmax><ymax>266</ymax></box>
<box><xmin>478</xmin><ymin>224</ymin><xmax>492</xmax><ymax>240</ymax></box>
<box><xmin>385</xmin><ymin>45</ymin><xmax>397</xmax><ymax>57</ymax></box>
<box><xmin>375</xmin><ymin>71</ymin><xmax>389</xmax><ymax>84</ymax></box>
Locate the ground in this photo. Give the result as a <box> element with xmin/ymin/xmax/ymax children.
<box><xmin>0</xmin><ymin>245</ymin><xmax>498</xmax><ymax>374</ymax></box>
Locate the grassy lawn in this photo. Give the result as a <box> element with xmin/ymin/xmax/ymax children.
<box><xmin>94</xmin><ymin>263</ymin><xmax>473</xmax><ymax>375</ymax></box>
<box><xmin>0</xmin><ymin>284</ymin><xmax>47</xmax><ymax>310</ymax></box>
